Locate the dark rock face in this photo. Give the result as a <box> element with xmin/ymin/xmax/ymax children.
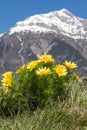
<box><xmin>0</xmin><ymin>31</ymin><xmax>87</xmax><ymax>76</ymax></box>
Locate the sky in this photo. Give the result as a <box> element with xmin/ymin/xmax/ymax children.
<box><xmin>0</xmin><ymin>0</ymin><xmax>87</xmax><ymax>34</ymax></box>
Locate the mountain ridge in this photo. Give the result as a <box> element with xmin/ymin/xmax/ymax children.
<box><xmin>8</xmin><ymin>9</ymin><xmax>87</xmax><ymax>39</ymax></box>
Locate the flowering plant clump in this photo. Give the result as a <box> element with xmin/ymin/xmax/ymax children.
<box><xmin>0</xmin><ymin>54</ymin><xmax>80</xmax><ymax>116</ymax></box>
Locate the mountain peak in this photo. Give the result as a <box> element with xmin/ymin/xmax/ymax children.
<box><xmin>56</xmin><ymin>8</ymin><xmax>74</xmax><ymax>18</ymax></box>
<box><xmin>58</xmin><ymin>8</ymin><xmax>70</xmax><ymax>13</ymax></box>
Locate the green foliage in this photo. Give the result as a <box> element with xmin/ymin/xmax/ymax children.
<box><xmin>0</xmin><ymin>54</ymin><xmax>81</xmax><ymax>116</ymax></box>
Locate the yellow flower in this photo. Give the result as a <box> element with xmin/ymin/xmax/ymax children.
<box><xmin>26</xmin><ymin>60</ymin><xmax>39</xmax><ymax>71</ymax></box>
<box><xmin>1</xmin><ymin>71</ymin><xmax>13</xmax><ymax>87</ymax></box>
<box><xmin>73</xmin><ymin>72</ymin><xmax>82</xmax><ymax>82</ymax></box>
<box><xmin>64</xmin><ymin>61</ymin><xmax>78</xmax><ymax>69</ymax></box>
<box><xmin>54</xmin><ymin>64</ymin><xmax>67</xmax><ymax>77</ymax></box>
<box><xmin>16</xmin><ymin>64</ymin><xmax>26</xmax><ymax>74</ymax></box>
<box><xmin>36</xmin><ymin>67</ymin><xmax>51</xmax><ymax>76</ymax></box>
<box><xmin>38</xmin><ymin>54</ymin><xmax>55</xmax><ymax>63</ymax></box>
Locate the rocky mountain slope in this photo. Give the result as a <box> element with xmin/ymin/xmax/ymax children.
<box><xmin>0</xmin><ymin>9</ymin><xmax>87</xmax><ymax>76</ymax></box>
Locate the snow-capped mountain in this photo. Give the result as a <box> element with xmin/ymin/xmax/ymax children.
<box><xmin>0</xmin><ymin>9</ymin><xmax>87</xmax><ymax>75</ymax></box>
<box><xmin>9</xmin><ymin>8</ymin><xmax>87</xmax><ymax>39</ymax></box>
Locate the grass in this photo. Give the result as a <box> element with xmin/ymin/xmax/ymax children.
<box><xmin>0</xmin><ymin>82</ymin><xmax>87</xmax><ymax>130</ymax></box>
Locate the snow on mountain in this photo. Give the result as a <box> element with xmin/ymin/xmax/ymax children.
<box><xmin>0</xmin><ymin>33</ymin><xmax>3</xmax><ymax>37</ymax></box>
<box><xmin>9</xmin><ymin>8</ymin><xmax>87</xmax><ymax>39</ymax></box>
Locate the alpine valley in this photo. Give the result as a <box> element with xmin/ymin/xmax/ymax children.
<box><xmin>0</xmin><ymin>9</ymin><xmax>87</xmax><ymax>76</ymax></box>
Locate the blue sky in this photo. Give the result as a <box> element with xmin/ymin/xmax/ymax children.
<box><xmin>0</xmin><ymin>0</ymin><xmax>87</xmax><ymax>34</ymax></box>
